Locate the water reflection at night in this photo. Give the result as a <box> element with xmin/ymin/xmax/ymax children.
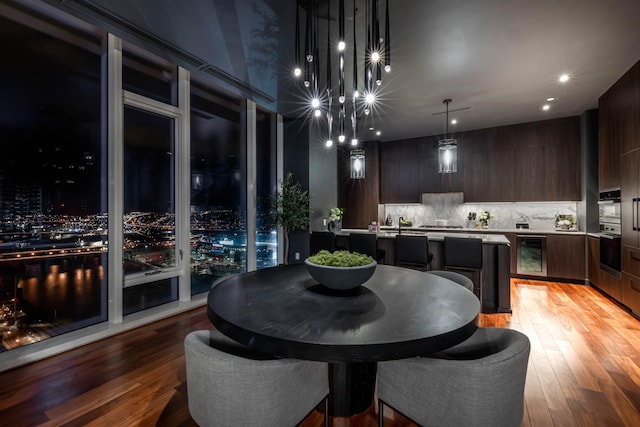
<box><xmin>0</xmin><ymin>255</ymin><xmax>106</xmax><ymax>351</ymax></box>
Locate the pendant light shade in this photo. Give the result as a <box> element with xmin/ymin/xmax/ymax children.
<box><xmin>438</xmin><ymin>99</ymin><xmax>458</xmax><ymax>173</ymax></box>
<box><xmin>350</xmin><ymin>149</ymin><xmax>366</xmax><ymax>179</ymax></box>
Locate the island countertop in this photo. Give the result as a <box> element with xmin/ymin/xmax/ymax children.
<box><xmin>336</xmin><ymin>228</ymin><xmax>510</xmax><ymax>244</ymax></box>
<box><xmin>378</xmin><ymin>225</ymin><xmax>586</xmax><ymax>236</ymax></box>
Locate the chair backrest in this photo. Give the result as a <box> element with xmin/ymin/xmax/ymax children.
<box><xmin>395</xmin><ymin>235</ymin><xmax>429</xmax><ymax>265</ymax></box>
<box><xmin>348</xmin><ymin>233</ymin><xmax>377</xmax><ymax>258</ymax></box>
<box><xmin>184</xmin><ymin>329</ymin><xmax>329</xmax><ymax>427</ymax></box>
<box><xmin>310</xmin><ymin>231</ymin><xmax>335</xmax><ymax>255</ymax></box>
<box><xmin>427</xmin><ymin>270</ymin><xmax>474</xmax><ymax>292</ymax></box>
<box><xmin>377</xmin><ymin>327</ymin><xmax>530</xmax><ymax>427</ymax></box>
<box><xmin>444</xmin><ymin>236</ymin><xmax>483</xmax><ymax>269</ymax></box>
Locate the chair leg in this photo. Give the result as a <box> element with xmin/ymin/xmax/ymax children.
<box><xmin>324</xmin><ymin>396</ymin><xmax>330</xmax><ymax>427</ymax></box>
<box><xmin>378</xmin><ymin>399</ymin><xmax>384</xmax><ymax>427</ymax></box>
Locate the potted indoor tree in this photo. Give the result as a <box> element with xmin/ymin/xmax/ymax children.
<box><xmin>271</xmin><ymin>172</ymin><xmax>310</xmax><ymax>264</ymax></box>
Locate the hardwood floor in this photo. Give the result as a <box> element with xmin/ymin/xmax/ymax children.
<box><xmin>1</xmin><ymin>278</ymin><xmax>640</xmax><ymax>426</ymax></box>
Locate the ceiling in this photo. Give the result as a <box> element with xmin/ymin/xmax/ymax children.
<box><xmin>349</xmin><ymin>0</ymin><xmax>640</xmax><ymax>141</ymax></box>
<box><xmin>46</xmin><ymin>0</ymin><xmax>640</xmax><ymax>143</ymax></box>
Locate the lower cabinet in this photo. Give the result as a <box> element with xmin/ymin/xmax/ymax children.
<box><xmin>546</xmin><ymin>234</ymin><xmax>586</xmax><ymax>281</ymax></box>
<box><xmin>587</xmin><ymin>236</ymin><xmax>600</xmax><ymax>287</ymax></box>
<box><xmin>622</xmin><ymin>273</ymin><xmax>640</xmax><ymax>315</ymax></box>
<box><xmin>599</xmin><ymin>270</ymin><xmax>622</xmax><ymax>301</ymax></box>
<box><xmin>622</xmin><ymin>245</ymin><xmax>640</xmax><ymax>278</ymax></box>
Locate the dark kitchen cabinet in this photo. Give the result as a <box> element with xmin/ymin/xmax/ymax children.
<box><xmin>546</xmin><ymin>234</ymin><xmax>585</xmax><ymax>282</ymax></box>
<box><xmin>598</xmin><ymin>84</ymin><xmax>621</xmax><ymax>190</ymax></box>
<box><xmin>622</xmin><ymin>246</ymin><xmax>640</xmax><ymax>280</ymax></box>
<box><xmin>375</xmin><ymin>117</ymin><xmax>580</xmax><ymax>203</ymax></box>
<box><xmin>621</xmin><ymin>151</ymin><xmax>640</xmax><ymax>249</ymax></box>
<box><xmin>539</xmin><ymin>116</ymin><xmax>581</xmax><ymax>201</ymax></box>
<box><xmin>379</xmin><ymin>139</ymin><xmax>421</xmax><ymax>203</ymax></box>
<box><xmin>599</xmin><ymin>58</ymin><xmax>640</xmax><ymax>190</ymax></box>
<box><xmin>418</xmin><ymin>139</ymin><xmax>444</xmax><ymax>194</ymax></box>
<box><xmin>486</xmin><ymin>149</ymin><xmax>515</xmax><ymax>201</ymax></box>
<box><xmin>337</xmin><ymin>141</ymin><xmax>381</xmax><ymax>229</ymax></box>
<box><xmin>598</xmin><ymin>270</ymin><xmax>622</xmax><ymax>301</ymax></box>
<box><xmin>598</xmin><ymin>124</ymin><xmax>619</xmax><ymax>191</ymax></box>
<box><xmin>622</xmin><ymin>272</ymin><xmax>640</xmax><ymax>316</ymax></box>
<box><xmin>618</xmin><ymin>61</ymin><xmax>640</xmax><ymax>155</ymax></box>
<box><xmin>587</xmin><ymin>235</ymin><xmax>600</xmax><ymax>287</ymax></box>
<box><xmin>545</xmin><ymin>143</ymin><xmax>581</xmax><ymax>201</ymax></box>
<box><xmin>463</xmin><ymin>150</ymin><xmax>488</xmax><ymax>202</ymax></box>
<box><xmin>514</xmin><ymin>146</ymin><xmax>546</xmax><ymax>201</ymax></box>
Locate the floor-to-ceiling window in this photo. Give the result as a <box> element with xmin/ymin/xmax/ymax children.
<box><xmin>118</xmin><ymin>42</ymin><xmax>185</xmax><ymax>314</ymax></box>
<box><xmin>256</xmin><ymin>108</ymin><xmax>277</xmax><ymax>268</ymax></box>
<box><xmin>121</xmin><ymin>106</ymin><xmax>179</xmax><ymax>314</ymax></box>
<box><xmin>189</xmin><ymin>79</ymin><xmax>247</xmax><ymax>295</ymax></box>
<box><xmin>0</xmin><ymin>1</ymin><xmax>280</xmax><ymax>360</ymax></box>
<box><xmin>0</xmin><ymin>8</ymin><xmax>107</xmax><ymax>350</ymax></box>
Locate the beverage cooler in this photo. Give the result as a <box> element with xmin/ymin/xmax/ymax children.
<box><xmin>516</xmin><ymin>235</ymin><xmax>547</xmax><ymax>277</ymax></box>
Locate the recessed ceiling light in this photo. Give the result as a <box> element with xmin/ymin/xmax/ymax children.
<box><xmin>376</xmin><ymin>131</ymin><xmax>382</xmax><ymax>136</ymax></box>
<box><xmin>558</xmin><ymin>74</ymin><xmax>570</xmax><ymax>83</ymax></box>
<box><xmin>369</xmin><ymin>127</ymin><xmax>374</xmax><ymax>131</ymax></box>
<box><xmin>542</xmin><ymin>104</ymin><xmax>550</xmax><ymax>111</ymax></box>
<box><xmin>451</xmin><ymin>119</ymin><xmax>457</xmax><ymax>125</ymax></box>
<box><xmin>546</xmin><ymin>97</ymin><xmax>555</xmax><ymax>102</ymax></box>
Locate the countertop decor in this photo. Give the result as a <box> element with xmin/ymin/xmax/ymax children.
<box><xmin>327</xmin><ymin>207</ymin><xmax>344</xmax><ymax>232</ymax></box>
<box><xmin>477</xmin><ymin>210</ymin><xmax>493</xmax><ymax>228</ymax></box>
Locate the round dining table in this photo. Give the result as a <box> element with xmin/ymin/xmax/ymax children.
<box><xmin>207</xmin><ymin>263</ymin><xmax>480</xmax><ymax>416</ymax></box>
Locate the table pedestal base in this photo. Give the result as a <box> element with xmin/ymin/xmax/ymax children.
<box><xmin>329</xmin><ymin>362</ymin><xmax>377</xmax><ymax>416</ymax></box>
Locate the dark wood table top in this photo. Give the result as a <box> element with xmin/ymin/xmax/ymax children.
<box><xmin>207</xmin><ymin>264</ymin><xmax>480</xmax><ymax>362</ymax></box>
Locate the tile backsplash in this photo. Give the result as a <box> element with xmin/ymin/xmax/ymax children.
<box><xmin>383</xmin><ymin>192</ymin><xmax>578</xmax><ymax>231</ymax></box>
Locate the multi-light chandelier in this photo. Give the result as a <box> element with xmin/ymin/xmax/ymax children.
<box><xmin>293</xmin><ymin>0</ymin><xmax>391</xmax><ymax>148</ymax></box>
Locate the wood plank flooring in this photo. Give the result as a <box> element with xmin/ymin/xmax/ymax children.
<box><xmin>1</xmin><ymin>278</ymin><xmax>640</xmax><ymax>426</ymax></box>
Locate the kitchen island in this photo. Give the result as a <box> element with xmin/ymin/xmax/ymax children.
<box><xmin>335</xmin><ymin>229</ymin><xmax>511</xmax><ymax>313</ymax></box>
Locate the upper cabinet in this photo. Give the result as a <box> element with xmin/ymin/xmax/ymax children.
<box><xmin>599</xmin><ymin>59</ymin><xmax>640</xmax><ymax>190</ymax></box>
<box><xmin>338</xmin><ymin>141</ymin><xmax>381</xmax><ymax>229</ymax></box>
<box><xmin>598</xmin><ymin>77</ymin><xmax>621</xmax><ymax>190</ymax></box>
<box><xmin>378</xmin><ymin>116</ymin><xmax>581</xmax><ymax>203</ymax></box>
<box><xmin>379</xmin><ymin>138</ymin><xmax>422</xmax><ymax>203</ymax></box>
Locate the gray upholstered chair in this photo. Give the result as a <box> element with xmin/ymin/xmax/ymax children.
<box><xmin>377</xmin><ymin>327</ymin><xmax>530</xmax><ymax>427</ymax></box>
<box><xmin>184</xmin><ymin>329</ymin><xmax>329</xmax><ymax>427</ymax></box>
<box><xmin>427</xmin><ymin>270</ymin><xmax>474</xmax><ymax>292</ymax></box>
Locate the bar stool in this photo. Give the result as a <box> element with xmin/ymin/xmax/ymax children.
<box><xmin>349</xmin><ymin>233</ymin><xmax>386</xmax><ymax>263</ymax></box>
<box><xmin>443</xmin><ymin>236</ymin><xmax>483</xmax><ymax>301</ymax></box>
<box><xmin>427</xmin><ymin>270</ymin><xmax>474</xmax><ymax>292</ymax></box>
<box><xmin>310</xmin><ymin>231</ymin><xmax>335</xmax><ymax>255</ymax></box>
<box><xmin>395</xmin><ymin>235</ymin><xmax>433</xmax><ymax>271</ymax></box>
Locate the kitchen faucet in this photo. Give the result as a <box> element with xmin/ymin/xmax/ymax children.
<box><xmin>399</xmin><ymin>216</ymin><xmax>404</xmax><ymax>235</ymax></box>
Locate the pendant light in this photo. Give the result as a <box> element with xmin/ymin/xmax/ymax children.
<box><xmin>438</xmin><ymin>99</ymin><xmax>458</xmax><ymax>173</ymax></box>
<box><xmin>292</xmin><ymin>0</ymin><xmax>392</xmax><ymax>146</ymax></box>
<box><xmin>350</xmin><ymin>149</ymin><xmax>365</xmax><ymax>179</ymax></box>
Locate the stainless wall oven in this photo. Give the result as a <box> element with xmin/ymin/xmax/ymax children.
<box><xmin>599</xmin><ymin>230</ymin><xmax>621</xmax><ymax>277</ymax></box>
<box><xmin>599</xmin><ymin>189</ymin><xmax>621</xmax><ymax>277</ymax></box>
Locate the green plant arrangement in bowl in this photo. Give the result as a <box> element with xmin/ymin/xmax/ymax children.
<box><xmin>305</xmin><ymin>250</ymin><xmax>377</xmax><ymax>290</ymax></box>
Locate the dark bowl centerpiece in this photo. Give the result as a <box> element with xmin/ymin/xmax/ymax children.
<box><xmin>304</xmin><ymin>250</ymin><xmax>377</xmax><ymax>290</ymax></box>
